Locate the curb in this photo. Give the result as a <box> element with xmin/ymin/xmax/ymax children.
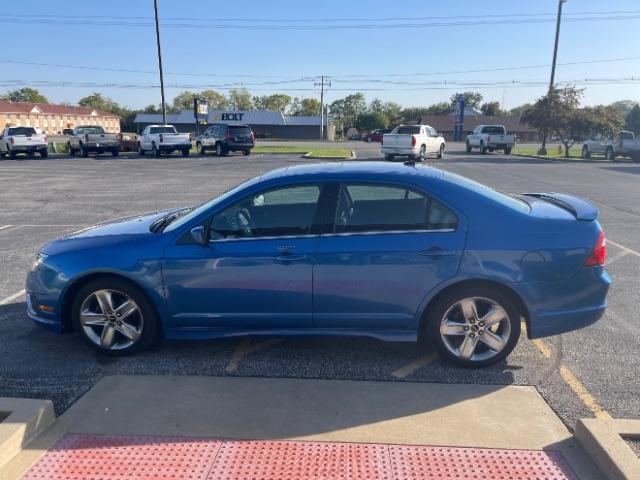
<box><xmin>0</xmin><ymin>398</ymin><xmax>56</xmax><ymax>469</ymax></box>
<box><xmin>575</xmin><ymin>418</ymin><xmax>640</xmax><ymax>480</ymax></box>
<box><xmin>510</xmin><ymin>153</ymin><xmax>635</xmax><ymax>164</ymax></box>
<box><xmin>303</xmin><ymin>150</ymin><xmax>356</xmax><ymax>160</ymax></box>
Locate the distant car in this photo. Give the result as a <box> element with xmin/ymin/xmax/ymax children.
<box><xmin>138</xmin><ymin>125</ymin><xmax>192</xmax><ymax>157</ymax></box>
<box><xmin>26</xmin><ymin>162</ymin><xmax>610</xmax><ymax>367</ymax></box>
<box><xmin>67</xmin><ymin>125</ymin><xmax>120</xmax><ymax>157</ymax></box>
<box><xmin>196</xmin><ymin>123</ymin><xmax>255</xmax><ymax>156</ymax></box>
<box><xmin>120</xmin><ymin>133</ymin><xmax>139</xmax><ymax>152</ymax></box>
<box><xmin>466</xmin><ymin>125</ymin><xmax>515</xmax><ymax>154</ymax></box>
<box><xmin>381</xmin><ymin>125</ymin><xmax>445</xmax><ymax>161</ymax></box>
<box><xmin>0</xmin><ymin>127</ymin><xmax>48</xmax><ymax>159</ymax></box>
<box><xmin>582</xmin><ymin>131</ymin><xmax>640</xmax><ymax>162</ymax></box>
<box><xmin>362</xmin><ymin>129</ymin><xmax>390</xmax><ymax>143</ymax></box>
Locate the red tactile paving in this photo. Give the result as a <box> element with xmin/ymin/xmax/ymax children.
<box><xmin>21</xmin><ymin>434</ymin><xmax>579</xmax><ymax>480</ymax></box>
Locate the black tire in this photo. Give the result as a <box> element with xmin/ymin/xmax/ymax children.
<box><xmin>384</xmin><ymin>154</ymin><xmax>394</xmax><ymax>161</ymax></box>
<box><xmin>181</xmin><ymin>149</ymin><xmax>190</xmax><ymax>157</ymax></box>
<box><xmin>243</xmin><ymin>150</ymin><xmax>251</xmax><ymax>156</ymax></box>
<box><xmin>422</xmin><ymin>285</ymin><xmax>521</xmax><ymax>368</ymax></box>
<box><xmin>504</xmin><ymin>147</ymin><xmax>512</xmax><ymax>155</ymax></box>
<box><xmin>72</xmin><ymin>278</ymin><xmax>160</xmax><ymax>356</ymax></box>
<box><xmin>632</xmin><ymin>155</ymin><xmax>640</xmax><ymax>163</ymax></box>
<box><xmin>581</xmin><ymin>145</ymin><xmax>589</xmax><ymax>159</ymax></box>
<box><xmin>465</xmin><ymin>141</ymin><xmax>472</xmax><ymax>152</ymax></box>
<box><xmin>81</xmin><ymin>144</ymin><xmax>89</xmax><ymax>158</ymax></box>
<box><xmin>152</xmin><ymin>143</ymin><xmax>160</xmax><ymax>158</ymax></box>
<box><xmin>480</xmin><ymin>142</ymin><xmax>487</xmax><ymax>154</ymax></box>
<box><xmin>605</xmin><ymin>147</ymin><xmax>615</xmax><ymax>161</ymax></box>
<box><xmin>418</xmin><ymin>145</ymin><xmax>426</xmax><ymax>161</ymax></box>
<box><xmin>138</xmin><ymin>143</ymin><xmax>145</xmax><ymax>156</ymax></box>
<box><xmin>9</xmin><ymin>149</ymin><xmax>17</xmax><ymax>159</ymax></box>
<box><xmin>197</xmin><ymin>142</ymin><xmax>206</xmax><ymax>155</ymax></box>
<box><xmin>111</xmin><ymin>149</ymin><xmax>119</xmax><ymax>157</ymax></box>
<box><xmin>40</xmin><ymin>149</ymin><xmax>48</xmax><ymax>158</ymax></box>
<box><xmin>68</xmin><ymin>143</ymin><xmax>75</xmax><ymax>156</ymax></box>
<box><xmin>437</xmin><ymin>143</ymin><xmax>445</xmax><ymax>159</ymax></box>
<box><xmin>215</xmin><ymin>143</ymin><xmax>227</xmax><ymax>157</ymax></box>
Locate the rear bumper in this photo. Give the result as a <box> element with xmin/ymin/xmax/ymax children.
<box><xmin>226</xmin><ymin>143</ymin><xmax>253</xmax><ymax>151</ymax></box>
<box><xmin>11</xmin><ymin>144</ymin><xmax>47</xmax><ymax>152</ymax></box>
<box><xmin>159</xmin><ymin>143</ymin><xmax>191</xmax><ymax>151</ymax></box>
<box><xmin>488</xmin><ymin>143</ymin><xmax>514</xmax><ymax>149</ymax></box>
<box><xmin>381</xmin><ymin>147</ymin><xmax>418</xmax><ymax>156</ymax></box>
<box><xmin>513</xmin><ymin>267</ymin><xmax>611</xmax><ymax>339</ymax></box>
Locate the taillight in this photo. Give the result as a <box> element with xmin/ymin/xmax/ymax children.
<box><xmin>585</xmin><ymin>230</ymin><xmax>606</xmax><ymax>266</ymax></box>
<box><xmin>9</xmin><ymin>137</ymin><xmax>14</xmax><ymax>145</ymax></box>
<box><xmin>251</xmin><ymin>131</ymin><xmax>255</xmax><ymax>143</ymax></box>
<box><xmin>411</xmin><ymin>135</ymin><xmax>416</xmax><ymax>146</ymax></box>
<box><xmin>44</xmin><ymin>135</ymin><xmax>48</xmax><ymax>142</ymax></box>
<box><xmin>159</xmin><ymin>134</ymin><xmax>164</xmax><ymax>144</ymax></box>
<box><xmin>225</xmin><ymin>131</ymin><xmax>231</xmax><ymax>141</ymax></box>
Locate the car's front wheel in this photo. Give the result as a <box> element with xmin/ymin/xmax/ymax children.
<box><xmin>72</xmin><ymin>278</ymin><xmax>159</xmax><ymax>355</ymax></box>
<box><xmin>423</xmin><ymin>285</ymin><xmax>521</xmax><ymax>367</ymax></box>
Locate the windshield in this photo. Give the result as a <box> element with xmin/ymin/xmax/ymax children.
<box><xmin>481</xmin><ymin>126</ymin><xmax>506</xmax><ymax>134</ymax></box>
<box><xmin>8</xmin><ymin>127</ymin><xmax>37</xmax><ymax>136</ymax></box>
<box><xmin>395</xmin><ymin>126</ymin><xmax>420</xmax><ymax>134</ymax></box>
<box><xmin>149</xmin><ymin>126</ymin><xmax>177</xmax><ymax>134</ymax></box>
<box><xmin>77</xmin><ymin>126</ymin><xmax>105</xmax><ymax>134</ymax></box>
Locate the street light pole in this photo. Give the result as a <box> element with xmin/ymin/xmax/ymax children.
<box><xmin>153</xmin><ymin>0</ymin><xmax>167</xmax><ymax>125</ymax></box>
<box><xmin>540</xmin><ymin>0</ymin><xmax>566</xmax><ymax>154</ymax></box>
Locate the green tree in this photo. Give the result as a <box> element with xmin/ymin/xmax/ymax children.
<box><xmin>170</xmin><ymin>90</ymin><xmax>198</xmax><ymax>113</ymax></box>
<box><xmin>508</xmin><ymin>103</ymin><xmax>533</xmax><ymax>117</ymax></box>
<box><xmin>370</xmin><ymin>99</ymin><xmax>402</xmax><ymax>121</ymax></box>
<box><xmin>143</xmin><ymin>104</ymin><xmax>161</xmax><ymax>114</ymax></box>
<box><xmin>450</xmin><ymin>91</ymin><xmax>483</xmax><ymax>109</ymax></box>
<box><xmin>584</xmin><ymin>105</ymin><xmax>624</xmax><ymax>139</ymax></box>
<box><xmin>330</xmin><ymin>93</ymin><xmax>367</xmax><ymax>134</ymax></box>
<box><xmin>200</xmin><ymin>89</ymin><xmax>228</xmax><ymax>109</ymax></box>
<box><xmin>480</xmin><ymin>101</ymin><xmax>505</xmax><ymax>116</ymax></box>
<box><xmin>358</xmin><ymin>111</ymin><xmax>389</xmax><ymax>131</ymax></box>
<box><xmin>253</xmin><ymin>94</ymin><xmax>292</xmax><ymax>112</ymax></box>
<box><xmin>78</xmin><ymin>92</ymin><xmax>119</xmax><ymax>112</ymax></box>
<box><xmin>228</xmin><ymin>88</ymin><xmax>253</xmax><ymax>110</ymax></box>
<box><xmin>625</xmin><ymin>105</ymin><xmax>640</xmax><ymax>135</ymax></box>
<box><xmin>610</xmin><ymin>100</ymin><xmax>638</xmax><ymax>118</ymax></box>
<box><xmin>1</xmin><ymin>87</ymin><xmax>48</xmax><ymax>103</ymax></box>
<box><xmin>521</xmin><ymin>86</ymin><xmax>584</xmax><ymax>157</ymax></box>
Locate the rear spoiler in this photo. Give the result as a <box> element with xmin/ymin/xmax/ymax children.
<box><xmin>522</xmin><ymin>193</ymin><xmax>598</xmax><ymax>221</ymax></box>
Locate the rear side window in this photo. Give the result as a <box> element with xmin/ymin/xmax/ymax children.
<box><xmin>8</xmin><ymin>127</ymin><xmax>37</xmax><ymax>136</ymax></box>
<box><xmin>149</xmin><ymin>127</ymin><xmax>176</xmax><ymax>134</ymax></box>
<box><xmin>229</xmin><ymin>126</ymin><xmax>252</xmax><ymax>135</ymax></box>
<box><xmin>481</xmin><ymin>126</ymin><xmax>506</xmax><ymax>134</ymax></box>
<box><xmin>396</xmin><ymin>126</ymin><xmax>420</xmax><ymax>134</ymax></box>
<box><xmin>334</xmin><ymin>183</ymin><xmax>457</xmax><ymax>233</ymax></box>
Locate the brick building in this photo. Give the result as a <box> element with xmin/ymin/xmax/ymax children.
<box><xmin>0</xmin><ymin>101</ymin><xmax>121</xmax><ymax>134</ymax></box>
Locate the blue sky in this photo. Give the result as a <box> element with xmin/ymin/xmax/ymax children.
<box><xmin>2</xmin><ymin>0</ymin><xmax>640</xmax><ymax>109</ymax></box>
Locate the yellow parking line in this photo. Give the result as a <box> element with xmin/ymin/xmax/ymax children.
<box><xmin>391</xmin><ymin>353</ymin><xmax>439</xmax><ymax>379</ymax></box>
<box><xmin>607</xmin><ymin>239</ymin><xmax>640</xmax><ymax>258</ymax></box>
<box><xmin>225</xmin><ymin>338</ymin><xmax>282</xmax><ymax>373</ymax></box>
<box><xmin>529</xmin><ymin>336</ymin><xmax>612</xmax><ymax>420</ymax></box>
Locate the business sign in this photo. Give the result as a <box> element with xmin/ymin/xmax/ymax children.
<box><xmin>221</xmin><ymin>112</ymin><xmax>245</xmax><ymax>122</ymax></box>
<box><xmin>193</xmin><ymin>98</ymin><xmax>208</xmax><ymax>121</ymax></box>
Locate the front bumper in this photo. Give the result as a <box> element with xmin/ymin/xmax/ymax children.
<box><xmin>513</xmin><ymin>267</ymin><xmax>611</xmax><ymax>339</ymax></box>
<box><xmin>26</xmin><ymin>292</ymin><xmax>64</xmax><ymax>333</ymax></box>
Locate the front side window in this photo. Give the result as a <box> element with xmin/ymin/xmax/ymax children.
<box><xmin>209</xmin><ymin>184</ymin><xmax>321</xmax><ymax>240</ymax></box>
<box><xmin>334</xmin><ymin>183</ymin><xmax>457</xmax><ymax>233</ymax></box>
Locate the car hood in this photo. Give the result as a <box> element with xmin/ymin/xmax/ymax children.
<box><xmin>40</xmin><ymin>207</ymin><xmax>187</xmax><ymax>255</ymax></box>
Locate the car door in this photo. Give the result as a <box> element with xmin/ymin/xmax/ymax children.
<box><xmin>313</xmin><ymin>182</ymin><xmax>466</xmax><ymax>331</ymax></box>
<box><xmin>427</xmin><ymin>127</ymin><xmax>439</xmax><ymax>152</ymax></box>
<box><xmin>161</xmin><ymin>183</ymin><xmax>327</xmax><ymax>330</ymax></box>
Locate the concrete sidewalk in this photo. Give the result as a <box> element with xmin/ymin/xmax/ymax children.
<box><xmin>1</xmin><ymin>375</ymin><xmax>603</xmax><ymax>479</ymax></box>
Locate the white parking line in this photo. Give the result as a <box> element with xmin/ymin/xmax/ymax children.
<box><xmin>390</xmin><ymin>352</ymin><xmax>439</xmax><ymax>379</ymax></box>
<box><xmin>0</xmin><ymin>225</ymin><xmax>13</xmax><ymax>230</ymax></box>
<box><xmin>0</xmin><ymin>289</ymin><xmax>26</xmax><ymax>306</ymax></box>
<box><xmin>605</xmin><ymin>250</ymin><xmax>630</xmax><ymax>266</ymax></box>
<box><xmin>607</xmin><ymin>239</ymin><xmax>640</xmax><ymax>258</ymax></box>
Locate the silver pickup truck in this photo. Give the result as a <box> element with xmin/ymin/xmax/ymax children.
<box><xmin>68</xmin><ymin>125</ymin><xmax>120</xmax><ymax>157</ymax></box>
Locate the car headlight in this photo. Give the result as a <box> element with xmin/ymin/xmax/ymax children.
<box><xmin>33</xmin><ymin>252</ymin><xmax>48</xmax><ymax>269</ymax></box>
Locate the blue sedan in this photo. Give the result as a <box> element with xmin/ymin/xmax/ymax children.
<box><xmin>26</xmin><ymin>162</ymin><xmax>610</xmax><ymax>367</ymax></box>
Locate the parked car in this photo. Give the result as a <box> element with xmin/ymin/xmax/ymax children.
<box><xmin>466</xmin><ymin>125</ymin><xmax>515</xmax><ymax>154</ymax></box>
<box><xmin>196</xmin><ymin>123</ymin><xmax>255</xmax><ymax>156</ymax></box>
<box><xmin>362</xmin><ymin>129</ymin><xmax>391</xmax><ymax>143</ymax></box>
<box><xmin>138</xmin><ymin>125</ymin><xmax>191</xmax><ymax>157</ymax></box>
<box><xmin>0</xmin><ymin>126</ymin><xmax>48</xmax><ymax>159</ymax></box>
<box><xmin>120</xmin><ymin>132</ymin><xmax>139</xmax><ymax>152</ymax></box>
<box><xmin>68</xmin><ymin>125</ymin><xmax>120</xmax><ymax>157</ymax></box>
<box><xmin>381</xmin><ymin>125</ymin><xmax>445</xmax><ymax>161</ymax></box>
<box><xmin>26</xmin><ymin>162</ymin><xmax>610</xmax><ymax>367</ymax></box>
<box><xmin>582</xmin><ymin>131</ymin><xmax>640</xmax><ymax>161</ymax></box>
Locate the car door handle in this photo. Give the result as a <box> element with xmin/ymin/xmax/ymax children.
<box><xmin>419</xmin><ymin>248</ymin><xmax>457</xmax><ymax>257</ymax></box>
<box><xmin>274</xmin><ymin>254</ymin><xmax>307</xmax><ymax>263</ymax></box>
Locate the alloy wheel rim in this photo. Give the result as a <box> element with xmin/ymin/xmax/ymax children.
<box><xmin>439</xmin><ymin>296</ymin><xmax>511</xmax><ymax>362</ymax></box>
<box><xmin>79</xmin><ymin>289</ymin><xmax>143</xmax><ymax>350</ymax></box>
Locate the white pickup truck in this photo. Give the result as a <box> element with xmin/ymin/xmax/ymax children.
<box><xmin>381</xmin><ymin>125</ymin><xmax>445</xmax><ymax>161</ymax></box>
<box><xmin>68</xmin><ymin>125</ymin><xmax>120</xmax><ymax>157</ymax></box>
<box><xmin>138</xmin><ymin>125</ymin><xmax>192</xmax><ymax>157</ymax></box>
<box><xmin>466</xmin><ymin>125</ymin><xmax>515</xmax><ymax>154</ymax></box>
<box><xmin>0</xmin><ymin>127</ymin><xmax>48</xmax><ymax>159</ymax></box>
<box><xmin>582</xmin><ymin>131</ymin><xmax>640</xmax><ymax>161</ymax></box>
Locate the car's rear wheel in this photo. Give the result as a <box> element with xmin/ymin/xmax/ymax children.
<box><xmin>384</xmin><ymin>154</ymin><xmax>394</xmax><ymax>161</ymax></box>
<box><xmin>418</xmin><ymin>145</ymin><xmax>426</xmax><ymax>161</ymax></box>
<box><xmin>582</xmin><ymin>145</ymin><xmax>590</xmax><ymax>158</ymax></box>
<box><xmin>423</xmin><ymin>286</ymin><xmax>521</xmax><ymax>367</ymax></box>
<box><xmin>197</xmin><ymin>142</ymin><xmax>206</xmax><ymax>155</ymax></box>
<box><xmin>504</xmin><ymin>147</ymin><xmax>512</xmax><ymax>155</ymax></box>
<box><xmin>152</xmin><ymin>143</ymin><xmax>160</xmax><ymax>158</ymax></box>
<box><xmin>73</xmin><ymin>278</ymin><xmax>159</xmax><ymax>356</ymax></box>
<box><xmin>40</xmin><ymin>149</ymin><xmax>48</xmax><ymax>158</ymax></box>
<box><xmin>111</xmin><ymin>149</ymin><xmax>119</xmax><ymax>157</ymax></box>
<box><xmin>437</xmin><ymin>143</ymin><xmax>444</xmax><ymax>159</ymax></box>
<box><xmin>181</xmin><ymin>149</ymin><xmax>190</xmax><ymax>157</ymax></box>
<box><xmin>68</xmin><ymin>143</ymin><xmax>75</xmax><ymax>156</ymax></box>
<box><xmin>480</xmin><ymin>141</ymin><xmax>487</xmax><ymax>154</ymax></box>
<box><xmin>605</xmin><ymin>146</ymin><xmax>615</xmax><ymax>161</ymax></box>
<box><xmin>243</xmin><ymin>150</ymin><xmax>251</xmax><ymax>155</ymax></box>
<box><xmin>138</xmin><ymin>143</ymin><xmax>145</xmax><ymax>156</ymax></box>
<box><xmin>465</xmin><ymin>141</ymin><xmax>472</xmax><ymax>152</ymax></box>
<box><xmin>216</xmin><ymin>143</ymin><xmax>227</xmax><ymax>157</ymax></box>
<box><xmin>81</xmin><ymin>144</ymin><xmax>89</xmax><ymax>158</ymax></box>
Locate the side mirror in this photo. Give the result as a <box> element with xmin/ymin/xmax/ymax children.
<box><xmin>190</xmin><ymin>226</ymin><xmax>207</xmax><ymax>245</ymax></box>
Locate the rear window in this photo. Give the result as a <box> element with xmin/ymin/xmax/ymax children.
<box><xmin>445</xmin><ymin>173</ymin><xmax>530</xmax><ymax>213</ymax></box>
<box><xmin>481</xmin><ymin>126</ymin><xmax>506</xmax><ymax>134</ymax></box>
<box><xmin>7</xmin><ymin>127</ymin><xmax>37</xmax><ymax>136</ymax></box>
<box><xmin>149</xmin><ymin>126</ymin><xmax>177</xmax><ymax>134</ymax></box>
<box><xmin>229</xmin><ymin>126</ymin><xmax>252</xmax><ymax>135</ymax></box>
<box><xmin>395</xmin><ymin>126</ymin><xmax>420</xmax><ymax>135</ymax></box>
<box><xmin>619</xmin><ymin>131</ymin><xmax>635</xmax><ymax>140</ymax></box>
<box><xmin>77</xmin><ymin>126</ymin><xmax>105</xmax><ymax>134</ymax></box>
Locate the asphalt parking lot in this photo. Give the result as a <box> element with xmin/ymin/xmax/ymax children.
<box><xmin>0</xmin><ymin>142</ymin><xmax>638</xmax><ymax>432</ymax></box>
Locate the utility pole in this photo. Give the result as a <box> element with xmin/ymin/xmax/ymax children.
<box><xmin>153</xmin><ymin>0</ymin><xmax>167</xmax><ymax>125</ymax></box>
<box><xmin>314</xmin><ymin>76</ymin><xmax>331</xmax><ymax>140</ymax></box>
<box><xmin>540</xmin><ymin>0</ymin><xmax>566</xmax><ymax>154</ymax></box>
